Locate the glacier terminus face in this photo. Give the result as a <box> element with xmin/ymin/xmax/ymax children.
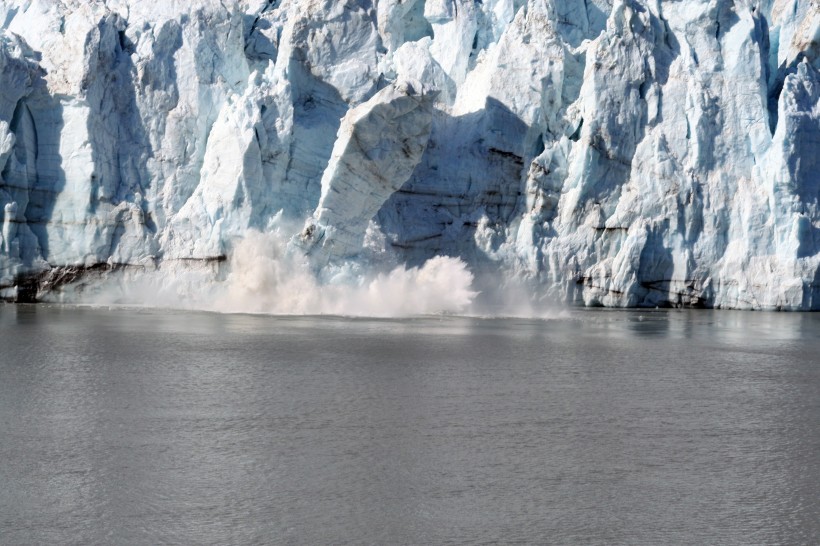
<box><xmin>0</xmin><ymin>0</ymin><xmax>818</xmax><ymax>311</ymax></box>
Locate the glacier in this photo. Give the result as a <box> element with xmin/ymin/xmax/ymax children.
<box><xmin>0</xmin><ymin>0</ymin><xmax>818</xmax><ymax>311</ymax></box>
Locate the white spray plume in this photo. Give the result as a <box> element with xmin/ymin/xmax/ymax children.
<box><xmin>62</xmin><ymin>225</ymin><xmax>570</xmax><ymax>320</ymax></box>
<box><xmin>215</xmin><ymin>230</ymin><xmax>477</xmax><ymax>316</ymax></box>
<box><xmin>76</xmin><ymin>229</ymin><xmax>478</xmax><ymax>317</ymax></box>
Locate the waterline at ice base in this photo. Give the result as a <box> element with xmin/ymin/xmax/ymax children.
<box><xmin>0</xmin><ymin>0</ymin><xmax>818</xmax><ymax>312</ymax></box>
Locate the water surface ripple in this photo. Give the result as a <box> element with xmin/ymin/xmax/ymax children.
<box><xmin>1</xmin><ymin>305</ymin><xmax>818</xmax><ymax>544</ymax></box>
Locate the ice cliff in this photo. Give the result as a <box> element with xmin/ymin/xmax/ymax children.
<box><xmin>0</xmin><ymin>0</ymin><xmax>818</xmax><ymax>310</ymax></box>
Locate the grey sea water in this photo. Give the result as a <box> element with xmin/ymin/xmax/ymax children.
<box><xmin>0</xmin><ymin>304</ymin><xmax>818</xmax><ymax>545</ymax></box>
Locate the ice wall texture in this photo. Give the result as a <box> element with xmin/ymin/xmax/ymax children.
<box><xmin>0</xmin><ymin>0</ymin><xmax>818</xmax><ymax>309</ymax></box>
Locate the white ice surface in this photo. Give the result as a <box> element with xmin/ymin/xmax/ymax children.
<box><xmin>0</xmin><ymin>0</ymin><xmax>817</xmax><ymax>309</ymax></box>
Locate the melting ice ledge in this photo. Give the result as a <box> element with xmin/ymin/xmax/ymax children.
<box><xmin>0</xmin><ymin>0</ymin><xmax>818</xmax><ymax>312</ymax></box>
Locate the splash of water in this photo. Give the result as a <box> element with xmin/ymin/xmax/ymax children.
<box><xmin>67</xmin><ymin>226</ymin><xmax>568</xmax><ymax>319</ymax></box>
<box><xmin>214</xmin><ymin>231</ymin><xmax>477</xmax><ymax>316</ymax></box>
<box><xmin>76</xmin><ymin>229</ymin><xmax>478</xmax><ymax>317</ymax></box>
